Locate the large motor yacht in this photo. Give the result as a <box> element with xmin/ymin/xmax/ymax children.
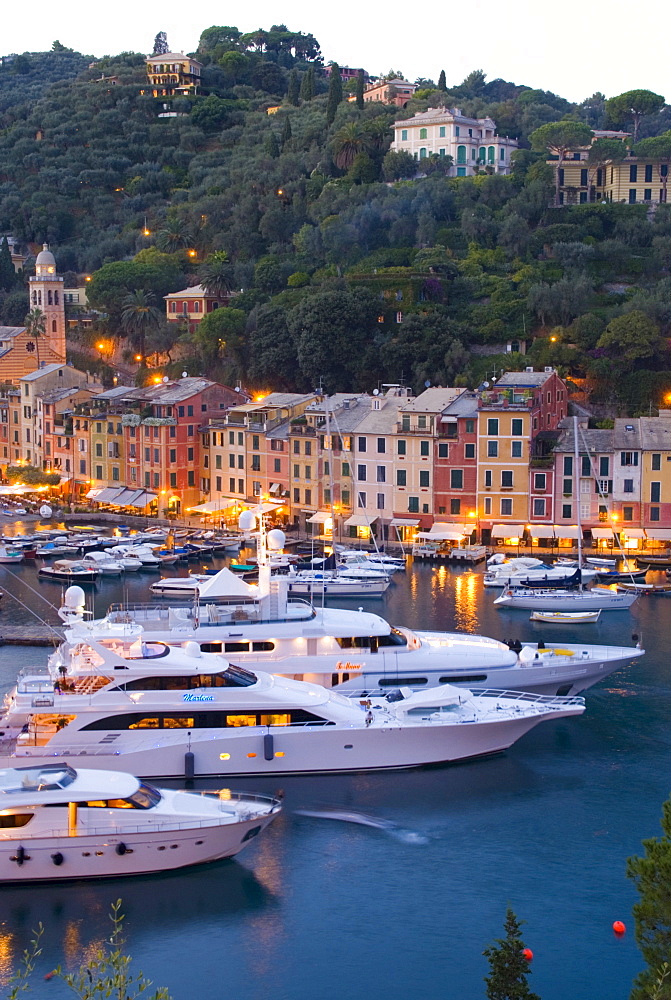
<box><xmin>0</xmin><ymin>763</ymin><xmax>280</xmax><ymax>881</ymax></box>
<box><xmin>0</xmin><ymin>638</ymin><xmax>584</xmax><ymax>777</ymax></box>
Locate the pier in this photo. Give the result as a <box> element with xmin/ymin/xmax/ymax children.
<box><xmin>0</xmin><ymin>625</ymin><xmax>64</xmax><ymax>646</ymax></box>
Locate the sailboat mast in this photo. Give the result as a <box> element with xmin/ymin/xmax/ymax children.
<box><xmin>573</xmin><ymin>415</ymin><xmax>583</xmax><ymax>572</ymax></box>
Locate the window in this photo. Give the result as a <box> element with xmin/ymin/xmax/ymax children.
<box><xmin>651</xmin><ymin>482</ymin><xmax>661</xmax><ymax>503</ymax></box>
<box><xmin>501</xmin><ymin>470</ymin><xmax>513</xmax><ymax>488</ymax></box>
<box><xmin>304</xmin><ymin>465</ymin><xmax>311</xmax><ymax>480</ymax></box>
<box><xmin>187</xmin><ymin>471</ymin><xmax>194</xmax><ymax>486</ymax></box>
<box><xmin>533</xmin><ymin>498</ymin><xmax>546</xmax><ymax>516</ymax></box>
<box><xmin>274</xmin><ymin>458</ymin><xmax>281</xmax><ymax>473</ymax></box>
<box><xmin>487</xmin><ymin>441</ymin><xmax>498</xmax><ymax>457</ymax></box>
<box><xmin>651</xmin><ymin>507</ymin><xmax>660</xmax><ymax>521</ymax></box>
<box><xmin>450</xmin><ymin>469</ymin><xmax>463</xmax><ymax>489</ymax></box>
<box><xmin>357</xmin><ymin>465</ymin><xmax>366</xmax><ymax>482</ymax></box>
<box><xmin>251</xmin><ymin>455</ymin><xmax>260</xmax><ymax>472</ymax></box>
<box><xmin>630</xmin><ymin>164</ymin><xmax>638</xmax><ymax>183</ymax></box>
<box><xmin>581</xmin><ymin>168</ymin><xmax>588</xmax><ymax>186</ymax></box>
<box><xmin>215</xmin><ymin>454</ymin><xmax>222</xmax><ymax>470</ymax></box>
<box><xmin>293</xmin><ymin>488</ymin><xmax>300</xmax><ymax>502</ymax></box>
<box><xmin>511</xmin><ymin>418</ymin><xmax>523</xmax><ymax>436</ymax></box>
<box><xmin>623</xmin><ymin>479</ymin><xmax>634</xmax><ymax>493</ymax></box>
<box><xmin>229</xmin><ymin>431</ymin><xmax>234</xmax><ymax>445</ymax></box>
<box><xmin>95</xmin><ymin>464</ymin><xmax>103</xmax><ymax>479</ymax></box>
<box><xmin>342</xmin><ymin>489</ymin><xmax>350</xmax><ymax>506</ymax></box>
<box><xmin>228</xmin><ymin>454</ymin><xmax>235</xmax><ymax>469</ymax></box>
<box><xmin>465</xmin><ymin>443</ymin><xmax>475</xmax><ymax>459</ymax></box>
<box><xmin>357</xmin><ymin>491</ymin><xmax>365</xmax><ymax>508</ymax></box>
<box><xmin>450</xmin><ymin>498</ymin><xmax>461</xmax><ymax>515</ymax></box>
<box><xmin>79</xmin><ymin>460</ymin><xmax>86</xmax><ymax>475</ymax></box>
<box><xmin>457</xmin><ymin>145</ymin><xmax>466</xmax><ymax>164</ymax></box>
<box><xmin>487</xmin><ymin>418</ymin><xmax>498</xmax><ymax>435</ymax></box>
<box><xmin>623</xmin><ymin>506</ymin><xmax>633</xmax><ymax>521</ymax></box>
<box><xmin>599</xmin><ymin>457</ymin><xmax>609</xmax><ymax>477</ymax></box>
<box><xmin>230</xmin><ymin>478</ymin><xmax>236</xmax><ymax>493</ymax></box>
<box><xmin>484</xmin><ymin>496</ymin><xmax>492</xmax><ymax>514</ymax></box>
<box><xmin>237</xmin><ymin>455</ymin><xmax>244</xmax><ymax>469</ymax></box>
<box><xmin>439</xmin><ymin>126</ymin><xmax>445</xmax><ymax>137</ymax></box>
<box><xmin>376</xmin><ymin>466</ymin><xmax>386</xmax><ymax>483</ymax></box>
<box><xmin>562</xmin><ymin>504</ymin><xmax>572</xmax><ymax>519</ymax></box>
<box><xmin>466</xmin><ymin>419</ymin><xmax>475</xmax><ymax>434</ymax></box>
<box><xmin>563</xmin><ymin>478</ymin><xmax>572</xmax><ymax>494</ymax></box>
<box><xmin>95</xmin><ymin>442</ymin><xmax>102</xmax><ymax>457</ymax></box>
<box><xmin>484</xmin><ymin>470</ymin><xmax>492</xmax><ymax>488</ymax></box>
<box><xmin>419</xmin><ymin>128</ymin><xmax>427</xmax><ymax>139</ymax></box>
<box><xmin>533</xmin><ymin>473</ymin><xmax>546</xmax><ymax>491</ymax></box>
<box><xmin>396</xmin><ymin>469</ymin><xmax>407</xmax><ymax>486</ymax></box>
<box><xmin>419</xmin><ymin>148</ymin><xmax>427</xmax><ymax>160</ymax></box>
<box><xmin>511</xmin><ymin>441</ymin><xmax>522</xmax><ymax>458</ymax></box>
<box><xmin>419</xmin><ymin>470</ymin><xmax>430</xmax><ymax>487</ymax></box>
<box><xmin>581</xmin><ymin>455</ymin><xmax>591</xmax><ymax>476</ymax></box>
<box><xmin>401</xmin><ymin>129</ymin><xmax>407</xmax><ymax>141</ymax></box>
<box><xmin>237</xmin><ymin>432</ymin><xmax>243</xmax><ymax>446</ymax></box>
<box><xmin>397</xmin><ymin>440</ymin><xmax>406</xmax><ymax>456</ymax></box>
<box><xmin>652</xmin><ymin>454</ymin><xmax>661</xmax><ymax>470</ymax></box>
<box><xmin>342</xmin><ymin>461</ymin><xmax>350</xmax><ymax>477</ymax></box>
<box><xmin>305</xmin><ymin>441</ymin><xmax>312</xmax><ymax>456</ymax></box>
<box><xmin>408</xmin><ymin>496</ymin><xmax>419</xmax><ymax>513</ymax></box>
<box><xmin>645</xmin><ymin>189</ymin><xmax>652</xmax><ymax>201</ymax></box>
<box><xmin>377</xmin><ymin>437</ymin><xmax>386</xmax><ymax>454</ymax></box>
<box><xmin>420</xmin><ymin>441</ymin><xmax>429</xmax><ymax>456</ymax></box>
<box><xmin>629</xmin><ymin>189</ymin><xmax>637</xmax><ymax>204</ymax></box>
<box><xmin>169</xmin><ymin>449</ymin><xmax>176</xmax><ymax>463</ymax></box>
<box><xmin>645</xmin><ymin>164</ymin><xmax>653</xmax><ymax>183</ymax></box>
<box><xmin>293</xmin><ymin>440</ymin><xmax>300</xmax><ymax>454</ymax></box>
<box><xmin>376</xmin><ymin>493</ymin><xmax>385</xmax><ymax>510</ymax></box>
<box><xmin>500</xmin><ymin>498</ymin><xmax>513</xmax><ymax>515</ymax></box>
<box><xmin>357</xmin><ymin>437</ymin><xmax>366</xmax><ymax>453</ymax></box>
<box><xmin>170</xmin><ymin>472</ymin><xmax>177</xmax><ymax>487</ymax></box>
<box><xmin>438</xmin><ymin>443</ymin><xmax>448</xmax><ymax>458</ymax></box>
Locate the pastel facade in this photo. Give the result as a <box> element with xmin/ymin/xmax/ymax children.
<box><xmin>363</xmin><ymin>78</ymin><xmax>417</xmax><ymax>108</ymax></box>
<box><xmin>145</xmin><ymin>53</ymin><xmax>202</xmax><ymax>97</ymax></box>
<box><xmin>391</xmin><ymin>108</ymin><xmax>518</xmax><ymax>175</ymax></box>
<box><xmin>164</xmin><ymin>285</ymin><xmax>232</xmax><ymax>332</ymax></box>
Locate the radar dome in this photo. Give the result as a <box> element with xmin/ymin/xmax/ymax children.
<box><xmin>238</xmin><ymin>511</ymin><xmax>257</xmax><ymax>532</ymax></box>
<box><xmin>64</xmin><ymin>585</ymin><xmax>85</xmax><ymax>609</ymax></box>
<box><xmin>267</xmin><ymin>528</ymin><xmax>286</xmax><ymax>550</ymax></box>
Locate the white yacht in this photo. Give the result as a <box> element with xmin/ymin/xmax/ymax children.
<box><xmin>0</xmin><ymin>763</ymin><xmax>281</xmax><ymax>881</ymax></box>
<box><xmin>150</xmin><ymin>568</ymin><xmax>257</xmax><ymax>599</ymax></box>
<box><xmin>81</xmin><ymin>551</ymin><xmax>123</xmax><ymax>576</ymax></box>
<box><xmin>484</xmin><ymin>556</ymin><xmax>597</xmax><ymax>587</ymax></box>
<box><xmin>283</xmin><ymin>568</ymin><xmax>390</xmax><ymax>598</ymax></box>
<box><xmin>337</xmin><ymin>548</ymin><xmax>406</xmax><ymax>572</ymax></box>
<box><xmin>0</xmin><ymin>639</ymin><xmax>585</xmax><ymax>777</ymax></box>
<box><xmin>494</xmin><ymin>585</ymin><xmax>638</xmax><ymax>612</ymax></box>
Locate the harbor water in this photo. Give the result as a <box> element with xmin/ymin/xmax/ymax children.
<box><xmin>0</xmin><ymin>534</ymin><xmax>667</xmax><ymax>999</ymax></box>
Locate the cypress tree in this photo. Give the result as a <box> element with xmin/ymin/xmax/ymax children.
<box><xmin>265</xmin><ymin>131</ymin><xmax>280</xmax><ymax>158</ymax></box>
<box><xmin>299</xmin><ymin>66</ymin><xmax>314</xmax><ymax>102</ymax></box>
<box><xmin>281</xmin><ymin>115</ymin><xmax>292</xmax><ymax>148</ymax></box>
<box><xmin>627</xmin><ymin>794</ymin><xmax>671</xmax><ymax>999</ymax></box>
<box><xmin>483</xmin><ymin>908</ymin><xmax>540</xmax><ymax>1000</ymax></box>
<box><xmin>0</xmin><ymin>237</ymin><xmax>15</xmax><ymax>292</ymax></box>
<box><xmin>326</xmin><ymin>63</ymin><xmax>343</xmax><ymax>125</ymax></box>
<box><xmin>355</xmin><ymin>69</ymin><xmax>365</xmax><ymax>110</ymax></box>
<box><xmin>287</xmin><ymin>68</ymin><xmax>300</xmax><ymax>106</ymax></box>
<box><xmin>438</xmin><ymin>69</ymin><xmax>447</xmax><ymax>91</ymax></box>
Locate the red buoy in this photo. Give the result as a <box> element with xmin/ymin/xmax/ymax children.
<box><xmin>522</xmin><ymin>948</ymin><xmax>533</xmax><ymax>961</ymax></box>
<box><xmin>613</xmin><ymin>921</ymin><xmax>626</xmax><ymax>936</ymax></box>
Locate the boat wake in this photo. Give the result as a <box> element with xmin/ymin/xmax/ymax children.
<box><xmin>294</xmin><ymin>808</ymin><xmax>429</xmax><ymax>844</ymax></box>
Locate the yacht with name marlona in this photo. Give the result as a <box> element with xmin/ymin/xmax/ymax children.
<box><xmin>0</xmin><ymin>762</ymin><xmax>280</xmax><ymax>881</ymax></box>
<box><xmin>0</xmin><ymin>638</ymin><xmax>584</xmax><ymax>777</ymax></box>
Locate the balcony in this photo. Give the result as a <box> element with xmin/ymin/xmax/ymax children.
<box><xmin>530</xmin><ymin>456</ymin><xmax>554</xmax><ymax>469</ymax></box>
<box><xmin>396</xmin><ymin>423</ymin><xmax>435</xmax><ymax>435</ymax></box>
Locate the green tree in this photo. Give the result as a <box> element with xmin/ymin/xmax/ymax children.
<box><xmin>190</xmin><ymin>95</ymin><xmax>232</xmax><ymax>133</ymax></box>
<box><xmin>120</xmin><ymin>289</ymin><xmax>162</xmax><ymax>362</ymax></box>
<box><xmin>483</xmin><ymin>908</ymin><xmax>540</xmax><ymax>1000</ymax></box>
<box><xmin>254</xmin><ymin>255</ymin><xmax>283</xmax><ymax>293</ymax></box>
<box><xmin>348</xmin><ymin>151</ymin><xmax>378</xmax><ymax>184</ymax></box>
<box><xmin>281</xmin><ymin>114</ymin><xmax>293</xmax><ymax>148</ymax></box>
<box><xmin>355</xmin><ymin>69</ymin><xmax>365</xmax><ymax>110</ymax></box>
<box><xmin>606</xmin><ymin>89</ymin><xmax>665</xmax><ymax>141</ymax></box>
<box><xmin>382</xmin><ymin>149</ymin><xmax>416</xmax><ymax>181</ymax></box>
<box><xmin>192</xmin><ymin>306</ymin><xmax>246</xmax><ymax>369</ymax></box>
<box><xmin>287</xmin><ymin>68</ymin><xmax>300</xmax><ymax>106</ymax></box>
<box><xmin>332</xmin><ymin>121</ymin><xmax>369</xmax><ymax>169</ymax></box>
<box><xmin>627</xmin><ymin>794</ymin><xmax>671</xmax><ymax>1000</ymax></box>
<box><xmin>597</xmin><ymin>310</ymin><xmax>667</xmax><ymax>366</ymax></box>
<box><xmin>199</xmin><ymin>250</ymin><xmax>234</xmax><ymax>298</ymax></box>
<box><xmin>265</xmin><ymin>130</ymin><xmax>280</xmax><ymax>158</ymax></box>
<box><xmin>152</xmin><ymin>31</ymin><xmax>169</xmax><ymax>55</ymax></box>
<box><xmin>299</xmin><ymin>65</ymin><xmax>314</xmax><ymax>101</ymax></box>
<box><xmin>24</xmin><ymin>307</ymin><xmax>45</xmax><ymax>369</ymax></box>
<box><xmin>634</xmin><ymin>131</ymin><xmax>671</xmax><ymax>204</ymax></box>
<box><xmin>155</xmin><ymin>218</ymin><xmax>194</xmax><ymax>254</ymax></box>
<box><xmin>326</xmin><ymin>63</ymin><xmax>343</xmax><ymax>125</ymax></box>
<box><xmin>87</xmin><ymin>252</ymin><xmax>185</xmax><ymax>325</ymax></box>
<box><xmin>438</xmin><ymin>69</ymin><xmax>447</xmax><ymax>91</ymax></box>
<box><xmin>247</xmin><ymin>301</ymin><xmax>300</xmax><ymax>389</ymax></box>
<box><xmin>529</xmin><ymin>121</ymin><xmax>594</xmax><ymax>206</ymax></box>
<box><xmin>0</xmin><ymin>236</ymin><xmax>15</xmax><ymax>292</ymax></box>
<box><xmin>587</xmin><ymin>137</ymin><xmax>626</xmax><ymax>191</ymax></box>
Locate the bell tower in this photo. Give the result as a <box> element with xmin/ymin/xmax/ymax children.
<box><xmin>28</xmin><ymin>244</ymin><xmax>66</xmax><ymax>363</ymax></box>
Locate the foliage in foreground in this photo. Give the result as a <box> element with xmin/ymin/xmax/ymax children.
<box><xmin>483</xmin><ymin>907</ymin><xmax>540</xmax><ymax>1000</ymax></box>
<box><xmin>6</xmin><ymin>900</ymin><xmax>171</xmax><ymax>1000</ymax></box>
<box><xmin>628</xmin><ymin>797</ymin><xmax>671</xmax><ymax>1000</ymax></box>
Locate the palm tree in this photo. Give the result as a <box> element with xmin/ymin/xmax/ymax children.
<box><xmin>363</xmin><ymin>116</ymin><xmax>392</xmax><ymax>153</ymax></box>
<box><xmin>155</xmin><ymin>217</ymin><xmax>194</xmax><ymax>253</ymax></box>
<box><xmin>24</xmin><ymin>307</ymin><xmax>45</xmax><ymax>369</ymax></box>
<box><xmin>332</xmin><ymin>122</ymin><xmax>369</xmax><ymax>170</ymax></box>
<box><xmin>198</xmin><ymin>251</ymin><xmax>234</xmax><ymax>298</ymax></box>
<box><xmin>120</xmin><ymin>290</ymin><xmax>162</xmax><ymax>363</ymax></box>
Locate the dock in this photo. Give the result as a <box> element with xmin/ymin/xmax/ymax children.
<box><xmin>0</xmin><ymin>625</ymin><xmax>64</xmax><ymax>646</ymax></box>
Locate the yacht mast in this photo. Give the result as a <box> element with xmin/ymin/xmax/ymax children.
<box><xmin>573</xmin><ymin>415</ymin><xmax>583</xmax><ymax>579</ymax></box>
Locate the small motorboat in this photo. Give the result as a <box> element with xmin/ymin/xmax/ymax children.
<box><xmin>39</xmin><ymin>560</ymin><xmax>99</xmax><ymax>582</ymax></box>
<box><xmin>639</xmin><ymin>555</ymin><xmax>671</xmax><ymax>568</ymax></box>
<box><xmin>530</xmin><ymin>610</ymin><xmax>602</xmax><ymax>624</ymax></box>
<box><xmin>585</xmin><ymin>557</ymin><xmax>617</xmax><ymax>567</ymax></box>
<box><xmin>81</xmin><ymin>551</ymin><xmax>123</xmax><ymax>576</ymax></box>
<box><xmin>0</xmin><ymin>762</ymin><xmax>281</xmax><ymax>881</ymax></box>
<box><xmin>0</xmin><ymin>545</ymin><xmax>24</xmax><ymax>564</ymax></box>
<box><xmin>595</xmin><ymin>568</ymin><xmax>648</xmax><ymax>582</ymax></box>
<box><xmin>618</xmin><ymin>582</ymin><xmax>671</xmax><ymax>595</ymax></box>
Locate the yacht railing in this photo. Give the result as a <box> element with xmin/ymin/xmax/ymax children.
<box><xmin>0</xmin><ymin>810</ymin><xmax>281</xmax><ymax>840</ymax></box>
<box><xmin>467</xmin><ymin>688</ymin><xmax>585</xmax><ymax>707</ymax></box>
<box><xmin>105</xmin><ymin>599</ymin><xmax>316</xmax><ymax>627</ymax></box>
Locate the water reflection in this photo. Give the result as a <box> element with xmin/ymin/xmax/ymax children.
<box><xmin>453</xmin><ymin>570</ymin><xmax>480</xmax><ymax>633</ymax></box>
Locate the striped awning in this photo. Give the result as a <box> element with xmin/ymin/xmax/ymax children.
<box><xmin>491</xmin><ymin>524</ymin><xmax>524</xmax><ymax>539</ymax></box>
<box><xmin>390</xmin><ymin>518</ymin><xmax>420</xmax><ymax>527</ymax></box>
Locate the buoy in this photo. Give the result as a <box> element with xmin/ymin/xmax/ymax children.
<box><xmin>522</xmin><ymin>948</ymin><xmax>533</xmax><ymax>961</ymax></box>
<box><xmin>263</xmin><ymin>733</ymin><xmax>274</xmax><ymax>761</ymax></box>
<box><xmin>115</xmin><ymin>842</ymin><xmax>127</xmax><ymax>856</ymax></box>
<box><xmin>51</xmin><ymin>852</ymin><xmax>64</xmax><ymax>866</ymax></box>
<box><xmin>44</xmin><ymin>971</ymin><xmax>55</xmax><ymax>981</ymax></box>
<box><xmin>184</xmin><ymin>751</ymin><xmax>195</xmax><ymax>779</ymax></box>
<box><xmin>613</xmin><ymin>920</ymin><xmax>626</xmax><ymax>935</ymax></box>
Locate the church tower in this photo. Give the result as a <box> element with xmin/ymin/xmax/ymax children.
<box><xmin>28</xmin><ymin>244</ymin><xmax>66</xmax><ymax>363</ymax></box>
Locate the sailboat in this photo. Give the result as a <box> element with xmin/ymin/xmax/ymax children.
<box><xmin>494</xmin><ymin>417</ymin><xmax>639</xmax><ymax>612</ymax></box>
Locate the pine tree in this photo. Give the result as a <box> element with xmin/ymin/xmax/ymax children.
<box><xmin>265</xmin><ymin>131</ymin><xmax>280</xmax><ymax>158</ymax></box>
<box><xmin>287</xmin><ymin>69</ymin><xmax>300</xmax><ymax>106</ymax></box>
<box><xmin>326</xmin><ymin>63</ymin><xmax>343</xmax><ymax>125</ymax></box>
<box><xmin>281</xmin><ymin>115</ymin><xmax>292</xmax><ymax>148</ymax></box>
<box><xmin>152</xmin><ymin>31</ymin><xmax>169</xmax><ymax>56</ymax></box>
<box><xmin>0</xmin><ymin>237</ymin><xmax>15</xmax><ymax>292</ymax></box>
<box><xmin>355</xmin><ymin>69</ymin><xmax>365</xmax><ymax>110</ymax></box>
<box><xmin>483</xmin><ymin>908</ymin><xmax>540</xmax><ymax>1000</ymax></box>
<box><xmin>299</xmin><ymin>66</ymin><xmax>314</xmax><ymax>102</ymax></box>
<box><xmin>627</xmin><ymin>795</ymin><xmax>671</xmax><ymax>999</ymax></box>
<box><xmin>438</xmin><ymin>69</ymin><xmax>447</xmax><ymax>91</ymax></box>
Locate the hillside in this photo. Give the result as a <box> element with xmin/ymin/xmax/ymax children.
<box><xmin>0</xmin><ymin>28</ymin><xmax>670</xmax><ymax>412</ymax></box>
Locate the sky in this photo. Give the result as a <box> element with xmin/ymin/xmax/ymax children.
<box><xmin>6</xmin><ymin>0</ymin><xmax>669</xmax><ymax>105</ymax></box>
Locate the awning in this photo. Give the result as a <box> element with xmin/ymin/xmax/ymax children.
<box><xmin>344</xmin><ymin>514</ymin><xmax>378</xmax><ymax>527</ymax></box>
<box><xmin>416</xmin><ymin>530</ymin><xmax>464</xmax><ymax>541</ymax></box>
<box><xmin>645</xmin><ymin>529</ymin><xmax>671</xmax><ymax>540</ymax></box>
<box><xmin>491</xmin><ymin>524</ymin><xmax>524</xmax><ymax>539</ymax></box>
<box><xmin>90</xmin><ymin>486</ymin><xmax>125</xmax><ymax>503</ymax></box>
<box><xmin>85</xmin><ymin>488</ymin><xmax>104</xmax><ymax>499</ymax></box>
<box><xmin>554</xmin><ymin>525</ymin><xmax>580</xmax><ymax>539</ymax></box>
<box><xmin>119</xmin><ymin>489</ymin><xmax>157</xmax><ymax>508</ymax></box>
<box><xmin>269</xmin><ymin>483</ymin><xmax>281</xmax><ymax>494</ymax></box>
<box><xmin>307</xmin><ymin>511</ymin><xmax>332</xmax><ymax>524</ymax></box>
<box><xmin>188</xmin><ymin>499</ymin><xmax>237</xmax><ymax>514</ymax></box>
<box><xmin>622</xmin><ymin>528</ymin><xmax>645</xmax><ymax>538</ymax></box>
<box><xmin>528</xmin><ymin>524</ymin><xmax>555</xmax><ymax>537</ymax></box>
<box><xmin>590</xmin><ymin>527</ymin><xmax>614</xmax><ymax>539</ymax></box>
<box><xmin>390</xmin><ymin>518</ymin><xmax>420</xmax><ymax>527</ymax></box>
